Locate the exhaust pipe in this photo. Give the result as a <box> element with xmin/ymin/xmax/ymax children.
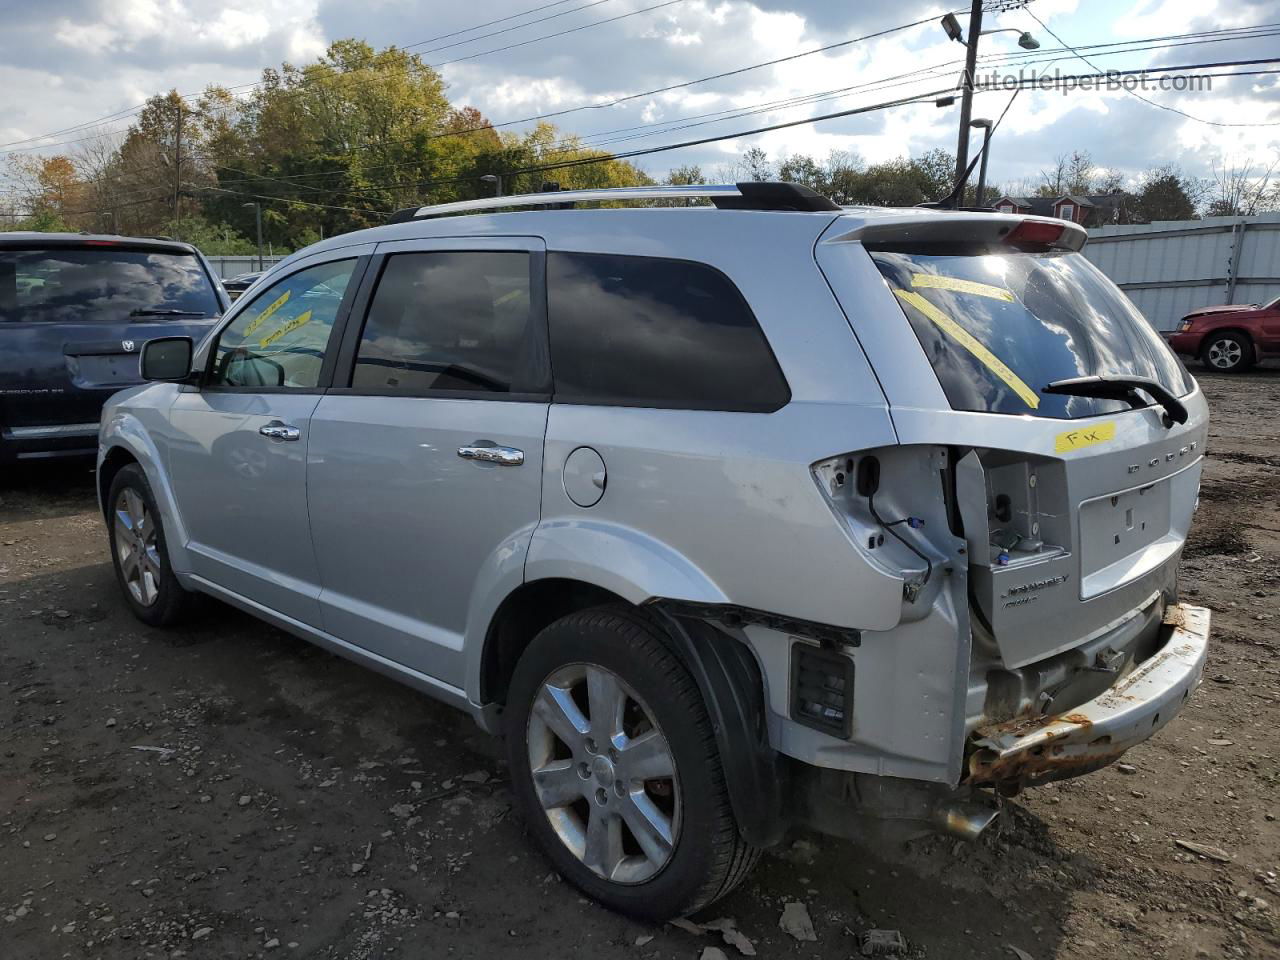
<box><xmin>932</xmin><ymin>800</ymin><xmax>1000</xmax><ymax>841</ymax></box>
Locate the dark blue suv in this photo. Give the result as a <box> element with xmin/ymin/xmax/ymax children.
<box><xmin>0</xmin><ymin>233</ymin><xmax>227</xmax><ymax>462</ymax></box>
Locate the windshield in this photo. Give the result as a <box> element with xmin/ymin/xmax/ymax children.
<box><xmin>870</xmin><ymin>246</ymin><xmax>1193</xmax><ymax>420</ymax></box>
<box><xmin>0</xmin><ymin>247</ymin><xmax>221</xmax><ymax>323</ymax></box>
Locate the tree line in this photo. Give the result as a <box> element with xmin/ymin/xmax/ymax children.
<box><xmin>3</xmin><ymin>40</ymin><xmax>1277</xmax><ymax>253</ymax></box>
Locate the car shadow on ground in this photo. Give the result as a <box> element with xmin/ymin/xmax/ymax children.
<box><xmin>0</xmin><ymin>459</ymin><xmax>98</xmax><ymax>521</ymax></box>
<box><xmin>2</xmin><ymin>538</ymin><xmax>1075</xmax><ymax>959</ymax></box>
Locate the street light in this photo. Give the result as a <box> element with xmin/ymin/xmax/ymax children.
<box><xmin>970</xmin><ymin>118</ymin><xmax>993</xmax><ymax>207</ymax></box>
<box><xmin>241</xmin><ymin>201</ymin><xmax>264</xmax><ymax>271</ymax></box>
<box><xmin>981</xmin><ymin>27</ymin><xmax>1040</xmax><ymax>50</ymax></box>
<box><xmin>480</xmin><ymin>174</ymin><xmax>503</xmax><ymax>197</ymax></box>
<box><xmin>940</xmin><ymin>4</ymin><xmax>1039</xmax><ymax>201</ymax></box>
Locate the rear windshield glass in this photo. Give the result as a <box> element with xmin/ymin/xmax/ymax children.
<box><xmin>0</xmin><ymin>247</ymin><xmax>220</xmax><ymax>324</ymax></box>
<box><xmin>870</xmin><ymin>247</ymin><xmax>1192</xmax><ymax>420</ymax></box>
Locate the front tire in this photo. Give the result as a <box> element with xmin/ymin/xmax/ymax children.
<box><xmin>1201</xmin><ymin>331</ymin><xmax>1253</xmax><ymax>372</ymax></box>
<box><xmin>107</xmin><ymin>464</ymin><xmax>196</xmax><ymax>627</ymax></box>
<box><xmin>505</xmin><ymin>607</ymin><xmax>759</xmax><ymax>921</ymax></box>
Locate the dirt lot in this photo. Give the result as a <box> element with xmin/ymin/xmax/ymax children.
<box><xmin>2</xmin><ymin>370</ymin><xmax>1279</xmax><ymax>960</ymax></box>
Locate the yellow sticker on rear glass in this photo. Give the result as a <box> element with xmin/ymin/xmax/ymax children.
<box><xmin>1054</xmin><ymin>421</ymin><xmax>1117</xmax><ymax>453</ymax></box>
<box><xmin>243</xmin><ymin>290</ymin><xmax>291</xmax><ymax>339</ymax></box>
<box><xmin>910</xmin><ymin>274</ymin><xmax>1014</xmax><ymax>302</ymax></box>
<box><xmin>893</xmin><ymin>289</ymin><xmax>1040</xmax><ymax>410</ymax></box>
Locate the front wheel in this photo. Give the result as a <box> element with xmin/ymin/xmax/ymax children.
<box><xmin>107</xmin><ymin>464</ymin><xmax>197</xmax><ymax>627</ymax></box>
<box><xmin>505</xmin><ymin>607</ymin><xmax>759</xmax><ymax>921</ymax></box>
<box><xmin>1201</xmin><ymin>332</ymin><xmax>1253</xmax><ymax>372</ymax></box>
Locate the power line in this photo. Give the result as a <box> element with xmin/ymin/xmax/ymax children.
<box><xmin>193</xmin><ymin>28</ymin><xmax>1280</xmax><ymax>198</ymax></box>
<box><xmin>0</xmin><ymin>0</ymin><xmax>672</xmax><ymax>154</ymax></box>
<box><xmin>0</xmin><ymin>0</ymin><xmax>608</xmax><ymax>151</ymax></box>
<box><xmin>194</xmin><ymin>185</ymin><xmax>381</xmax><ymax>215</ymax></box>
<box><xmin>0</xmin><ymin>8</ymin><xmax>942</xmax><ymax>156</ymax></box>
<box><xmin>18</xmin><ymin>62</ymin><xmax>1280</xmax><ymax>221</ymax></box>
<box><xmin>239</xmin><ymin>22</ymin><xmax>1280</xmax><ymax>166</ymax></box>
<box><xmin>1023</xmin><ymin>8</ymin><xmax>1280</xmax><ymax>128</ymax></box>
<box><xmin>361</xmin><ymin>61</ymin><xmax>1280</xmax><ymax>201</ymax></box>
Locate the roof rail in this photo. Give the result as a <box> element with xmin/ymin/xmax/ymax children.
<box><xmin>387</xmin><ymin>181</ymin><xmax>840</xmax><ymax>223</ymax></box>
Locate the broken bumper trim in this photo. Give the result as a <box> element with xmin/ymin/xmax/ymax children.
<box><xmin>967</xmin><ymin>603</ymin><xmax>1210</xmax><ymax>787</ymax></box>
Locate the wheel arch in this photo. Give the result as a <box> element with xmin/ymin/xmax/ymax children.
<box><xmin>476</xmin><ymin>577</ymin><xmax>790</xmax><ymax>849</ymax></box>
<box><xmin>96</xmin><ymin>418</ymin><xmax>194</xmax><ymax>576</ymax></box>
<box><xmin>97</xmin><ymin>445</ymin><xmax>139</xmax><ymax>522</ymax></box>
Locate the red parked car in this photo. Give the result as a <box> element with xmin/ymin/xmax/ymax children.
<box><xmin>1164</xmin><ymin>294</ymin><xmax>1280</xmax><ymax>372</ymax></box>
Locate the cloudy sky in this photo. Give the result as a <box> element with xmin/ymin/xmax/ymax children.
<box><xmin>2</xmin><ymin>0</ymin><xmax>1278</xmax><ymax>194</ymax></box>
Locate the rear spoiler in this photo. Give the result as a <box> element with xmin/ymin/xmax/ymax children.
<box><xmin>823</xmin><ymin>212</ymin><xmax>1087</xmax><ymax>252</ymax></box>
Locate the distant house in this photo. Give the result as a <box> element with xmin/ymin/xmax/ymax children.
<box><xmin>993</xmin><ymin>193</ymin><xmax>1128</xmax><ymax>228</ymax></box>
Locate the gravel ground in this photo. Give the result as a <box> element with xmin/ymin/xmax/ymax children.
<box><xmin>2</xmin><ymin>369</ymin><xmax>1278</xmax><ymax>960</ymax></box>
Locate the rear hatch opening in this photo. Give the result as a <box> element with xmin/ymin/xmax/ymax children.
<box><xmin>816</xmin><ymin>217</ymin><xmax>1206</xmax><ymax>675</ymax></box>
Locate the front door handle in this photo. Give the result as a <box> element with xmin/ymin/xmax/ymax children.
<box><xmin>259</xmin><ymin>421</ymin><xmax>301</xmax><ymax>441</ymax></box>
<box><xmin>457</xmin><ymin>444</ymin><xmax>524</xmax><ymax>466</ymax></box>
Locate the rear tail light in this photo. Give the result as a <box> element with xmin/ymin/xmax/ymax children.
<box><xmin>790</xmin><ymin>642</ymin><xmax>854</xmax><ymax>738</ymax></box>
<box><xmin>1004</xmin><ymin>220</ymin><xmax>1066</xmax><ymax>248</ymax></box>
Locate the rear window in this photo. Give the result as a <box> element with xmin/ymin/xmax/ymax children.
<box><xmin>870</xmin><ymin>247</ymin><xmax>1192</xmax><ymax>420</ymax></box>
<box><xmin>0</xmin><ymin>247</ymin><xmax>221</xmax><ymax>324</ymax></box>
<box><xmin>547</xmin><ymin>252</ymin><xmax>789</xmax><ymax>411</ymax></box>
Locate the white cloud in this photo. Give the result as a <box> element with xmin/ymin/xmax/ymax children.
<box><xmin>2</xmin><ymin>0</ymin><xmax>1278</xmax><ymax>194</ymax></box>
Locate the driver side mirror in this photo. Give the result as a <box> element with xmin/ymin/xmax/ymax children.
<box><xmin>141</xmin><ymin>337</ymin><xmax>194</xmax><ymax>382</ymax></box>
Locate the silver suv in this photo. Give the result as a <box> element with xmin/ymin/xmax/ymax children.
<box><xmin>98</xmin><ymin>183</ymin><xmax>1211</xmax><ymax>921</ymax></box>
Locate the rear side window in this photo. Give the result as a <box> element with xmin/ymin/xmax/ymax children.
<box><xmin>0</xmin><ymin>247</ymin><xmax>221</xmax><ymax>323</ymax></box>
<box><xmin>870</xmin><ymin>247</ymin><xmax>1193</xmax><ymax>420</ymax></box>
<box><xmin>547</xmin><ymin>252</ymin><xmax>789</xmax><ymax>411</ymax></box>
<box><xmin>351</xmin><ymin>251</ymin><xmax>546</xmax><ymax>395</ymax></box>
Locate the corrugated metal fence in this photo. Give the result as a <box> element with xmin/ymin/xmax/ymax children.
<box><xmin>205</xmin><ymin>255</ymin><xmax>286</xmax><ymax>279</ymax></box>
<box><xmin>1083</xmin><ymin>213</ymin><xmax>1280</xmax><ymax>331</ymax></box>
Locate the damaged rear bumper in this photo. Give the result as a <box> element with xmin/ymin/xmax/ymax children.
<box><xmin>966</xmin><ymin>603</ymin><xmax>1210</xmax><ymax>788</ymax></box>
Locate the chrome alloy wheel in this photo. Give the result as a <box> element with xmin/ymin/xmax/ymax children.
<box><xmin>1207</xmin><ymin>337</ymin><xmax>1244</xmax><ymax>369</ymax></box>
<box><xmin>527</xmin><ymin>663</ymin><xmax>680</xmax><ymax>884</ymax></box>
<box><xmin>114</xmin><ymin>488</ymin><xmax>161</xmax><ymax>607</ymax></box>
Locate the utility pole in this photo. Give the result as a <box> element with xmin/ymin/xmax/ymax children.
<box><xmin>953</xmin><ymin>0</ymin><xmax>984</xmax><ymax>196</ymax></box>
<box><xmin>173</xmin><ymin>99</ymin><xmax>182</xmax><ymax>240</ymax></box>
<box><xmin>242</xmin><ymin>202</ymin><xmax>263</xmax><ymax>270</ymax></box>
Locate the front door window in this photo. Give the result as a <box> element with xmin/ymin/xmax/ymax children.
<box><xmin>208</xmin><ymin>259</ymin><xmax>356</xmax><ymax>389</ymax></box>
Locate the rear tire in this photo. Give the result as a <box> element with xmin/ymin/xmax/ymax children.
<box><xmin>107</xmin><ymin>464</ymin><xmax>197</xmax><ymax>627</ymax></box>
<box><xmin>504</xmin><ymin>606</ymin><xmax>759</xmax><ymax>921</ymax></box>
<box><xmin>1201</xmin><ymin>331</ymin><xmax>1253</xmax><ymax>372</ymax></box>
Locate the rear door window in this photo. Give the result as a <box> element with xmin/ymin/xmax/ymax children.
<box><xmin>870</xmin><ymin>247</ymin><xmax>1192</xmax><ymax>419</ymax></box>
<box><xmin>547</xmin><ymin>252</ymin><xmax>789</xmax><ymax>411</ymax></box>
<box><xmin>350</xmin><ymin>251</ymin><xmax>546</xmax><ymax>395</ymax></box>
<box><xmin>0</xmin><ymin>246</ymin><xmax>221</xmax><ymax>323</ymax></box>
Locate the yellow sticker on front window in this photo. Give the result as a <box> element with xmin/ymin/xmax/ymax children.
<box><xmin>1054</xmin><ymin>421</ymin><xmax>1116</xmax><ymax>453</ymax></box>
<box><xmin>911</xmin><ymin>274</ymin><xmax>1014</xmax><ymax>302</ymax></box>
<box><xmin>243</xmin><ymin>290</ymin><xmax>291</xmax><ymax>339</ymax></box>
<box><xmin>259</xmin><ymin>309</ymin><xmax>313</xmax><ymax>349</ymax></box>
<box><xmin>893</xmin><ymin>289</ymin><xmax>1040</xmax><ymax>410</ymax></box>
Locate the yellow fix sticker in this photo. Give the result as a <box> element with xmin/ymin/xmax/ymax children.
<box><xmin>893</xmin><ymin>289</ymin><xmax>1040</xmax><ymax>410</ymax></box>
<box><xmin>243</xmin><ymin>290</ymin><xmax>291</xmax><ymax>339</ymax></box>
<box><xmin>259</xmin><ymin>309</ymin><xmax>312</xmax><ymax>348</ymax></box>
<box><xmin>910</xmin><ymin>274</ymin><xmax>1014</xmax><ymax>302</ymax></box>
<box><xmin>1054</xmin><ymin>421</ymin><xmax>1116</xmax><ymax>453</ymax></box>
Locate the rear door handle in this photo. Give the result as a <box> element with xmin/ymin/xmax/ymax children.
<box><xmin>457</xmin><ymin>444</ymin><xmax>524</xmax><ymax>466</ymax></box>
<box><xmin>259</xmin><ymin>421</ymin><xmax>301</xmax><ymax>441</ymax></box>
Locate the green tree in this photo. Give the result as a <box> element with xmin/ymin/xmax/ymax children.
<box><xmin>1130</xmin><ymin>165</ymin><xmax>1200</xmax><ymax>223</ymax></box>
